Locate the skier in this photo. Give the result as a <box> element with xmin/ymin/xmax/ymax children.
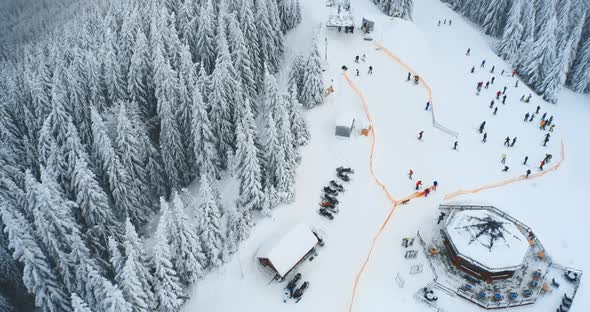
<box><xmin>526</xmin><ymin>94</ymin><xmax>532</xmax><ymax>102</ymax></box>
<box><xmin>361</xmin><ymin>54</ymin><xmax>366</xmax><ymax>62</ymax></box>
<box><xmin>481</xmin><ymin>60</ymin><xmax>486</xmax><ymax>67</ymax></box>
<box><xmin>433</xmin><ymin>181</ymin><xmax>438</xmax><ymax>190</ymax></box>
<box><xmin>543</xmin><ymin>136</ymin><xmax>549</xmax><ymax>146</ymax></box>
<box><xmin>548</xmin><ymin>115</ymin><xmax>554</xmax><ymax>124</ymax></box>
<box><xmin>414</xmin><ymin>75</ymin><xmax>420</xmax><ymax>85</ymax></box>
<box><xmin>502</xmin><ymin>95</ymin><xmax>506</xmax><ymax>104</ymax></box>
<box><xmin>515</xmin><ymin>80</ymin><xmax>519</xmax><ymax>87</ymax></box>
<box><xmin>482</xmin><ymin>132</ymin><xmax>488</xmax><ymax>143</ymax></box>
<box><xmin>526</xmin><ymin>169</ymin><xmax>531</xmax><ymax>178</ymax></box>
<box><xmin>523</xmin><ymin>156</ymin><xmax>528</xmax><ymax>165</ymax></box>
<box><xmin>342</xmin><ymin>65</ymin><xmax>348</xmax><ymax>71</ymax></box>
<box><xmin>425</xmin><ymin>101</ymin><xmax>430</xmax><ymax>110</ymax></box>
<box><xmin>466</xmin><ymin>48</ymin><xmax>470</xmax><ymax>55</ymax></box>
<box><xmin>503</xmin><ymin>86</ymin><xmax>507</xmax><ymax>94</ymax></box>
<box><xmin>539</xmin><ymin>160</ymin><xmax>545</xmax><ymax>170</ymax></box>
<box><xmin>368</xmin><ymin>66</ymin><xmax>373</xmax><ymax>74</ymax></box>
<box><xmin>485</xmin><ymin>81</ymin><xmax>490</xmax><ymax>89</ymax></box>
<box><xmin>529</xmin><ymin>114</ymin><xmax>534</xmax><ymax>122</ymax></box>
<box><xmin>545</xmin><ymin>133</ymin><xmax>550</xmax><ymax>141</ymax></box>
<box><xmin>524</xmin><ymin>113</ymin><xmax>530</xmax><ymax>122</ymax></box>
<box><xmin>501</xmin><ymin>153</ymin><xmax>507</xmax><ymax>164</ymax></box>
<box><xmin>449</xmin><ymin>20</ymin><xmax>452</xmax><ymax>25</ymax></box>
<box><xmin>418</xmin><ymin>130</ymin><xmax>424</xmax><ymax>140</ymax></box>
<box><xmin>356</xmin><ymin>69</ymin><xmax>359</xmax><ymax>76</ymax></box>
<box><xmin>512</xmin><ymin>70</ymin><xmax>516</xmax><ymax>77</ymax></box>
<box><xmin>424</xmin><ymin>188</ymin><xmax>431</xmax><ymax>197</ymax></box>
<box><xmin>408</xmin><ymin>169</ymin><xmax>414</xmax><ymax>179</ymax></box>
<box><xmin>520</xmin><ymin>94</ymin><xmax>525</xmax><ymax>102</ymax></box>
<box><xmin>502</xmin><ymin>166</ymin><xmax>509</xmax><ymax>172</ymax></box>
<box><xmin>549</xmin><ymin>124</ymin><xmax>555</xmax><ymax>132</ymax></box>
<box><xmin>490</xmin><ymin>65</ymin><xmax>495</xmax><ymax>73</ymax></box>
<box><xmin>491</xmin><ymin>76</ymin><xmax>495</xmax><ymax>84</ymax></box>
<box><xmin>504</xmin><ymin>136</ymin><xmax>510</xmax><ymax>146</ymax></box>
<box><xmin>470</xmin><ymin>66</ymin><xmax>475</xmax><ymax>73</ymax></box>
<box><xmin>540</xmin><ymin>120</ymin><xmax>546</xmax><ymax>130</ymax></box>
<box><xmin>453</xmin><ymin>141</ymin><xmax>458</xmax><ymax>150</ymax></box>
<box><xmin>493</xmin><ymin>107</ymin><xmax>498</xmax><ymax>115</ymax></box>
<box><xmin>415</xmin><ymin>180</ymin><xmax>422</xmax><ymax>190</ymax></box>
<box><xmin>438</xmin><ymin>20</ymin><xmax>441</xmax><ymax>26</ymax></box>
<box><xmin>510</xmin><ymin>137</ymin><xmax>517</xmax><ymax>147</ymax></box>
<box><xmin>496</xmin><ymin>91</ymin><xmax>501</xmax><ymax>99</ymax></box>
<box><xmin>355</xmin><ymin>55</ymin><xmax>359</xmax><ymax>63</ymax></box>
<box><xmin>478</xmin><ymin>121</ymin><xmax>486</xmax><ymax>133</ymax></box>
<box><xmin>535</xmin><ymin>106</ymin><xmax>541</xmax><ymax>114</ymax></box>
<box><xmin>444</xmin><ymin>19</ymin><xmax>447</xmax><ymax>24</ymax></box>
<box><xmin>501</xmin><ymin>69</ymin><xmax>505</xmax><ymax>76</ymax></box>
<box><xmin>407</xmin><ymin>72</ymin><xmax>412</xmax><ymax>81</ymax></box>
<box><xmin>490</xmin><ymin>100</ymin><xmax>495</xmax><ymax>108</ymax></box>
<box><xmin>541</xmin><ymin>112</ymin><xmax>547</xmax><ymax>121</ymax></box>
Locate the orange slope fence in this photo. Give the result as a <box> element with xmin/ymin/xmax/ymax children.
<box><xmin>343</xmin><ymin>72</ymin><xmax>436</xmax><ymax>312</ymax></box>
<box><xmin>444</xmin><ymin>141</ymin><xmax>565</xmax><ymax>200</ymax></box>
<box><xmin>375</xmin><ymin>42</ymin><xmax>459</xmax><ymax>138</ymax></box>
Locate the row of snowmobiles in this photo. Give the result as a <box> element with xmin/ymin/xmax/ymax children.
<box><xmin>318</xmin><ymin>167</ymin><xmax>354</xmax><ymax>220</ymax></box>
<box><xmin>283</xmin><ymin>273</ymin><xmax>309</xmax><ymax>303</ymax></box>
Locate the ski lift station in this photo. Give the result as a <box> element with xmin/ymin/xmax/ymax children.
<box><xmin>256</xmin><ymin>223</ymin><xmax>319</xmax><ymax>279</ymax></box>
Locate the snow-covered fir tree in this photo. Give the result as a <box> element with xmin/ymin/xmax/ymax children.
<box><xmin>497</xmin><ymin>0</ymin><xmax>522</xmax><ymax>61</ymax></box>
<box><xmin>191</xmin><ymin>87</ymin><xmax>220</xmax><ymax>180</ymax></box>
<box><xmin>228</xmin><ymin>14</ymin><xmax>257</xmax><ymax>101</ymax></box>
<box><xmin>521</xmin><ymin>14</ymin><xmax>558</xmax><ymax>90</ymax></box>
<box><xmin>300</xmin><ymin>38</ymin><xmax>324</xmax><ymax>108</ymax></box>
<box><xmin>167</xmin><ymin>191</ymin><xmax>205</xmax><ymax>284</ymax></box>
<box><xmin>197</xmin><ymin>174</ymin><xmax>225</xmax><ymax>268</ymax></box>
<box><xmin>71</xmin><ymin>293</ymin><xmax>92</xmax><ymax>312</ymax></box>
<box><xmin>481</xmin><ymin>0</ymin><xmax>509</xmax><ymax>37</ymax></box>
<box><xmin>196</xmin><ymin>0</ymin><xmax>217</xmax><ymax>74</ymax></box>
<box><xmin>234</xmin><ymin>108</ymin><xmax>264</xmax><ymax>212</ymax></box>
<box><xmin>287</xmin><ymin>84</ymin><xmax>310</xmax><ymax>148</ymax></box>
<box><xmin>152</xmin><ymin>199</ymin><xmax>184</xmax><ymax>312</ymax></box>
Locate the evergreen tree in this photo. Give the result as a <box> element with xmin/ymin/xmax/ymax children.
<box><xmin>228</xmin><ymin>14</ymin><xmax>257</xmax><ymax>101</ymax></box>
<box><xmin>240</xmin><ymin>0</ymin><xmax>262</xmax><ymax>93</ymax></box>
<box><xmin>71</xmin><ymin>293</ymin><xmax>92</xmax><ymax>312</ymax></box>
<box><xmin>521</xmin><ymin>14</ymin><xmax>558</xmax><ymax>89</ymax></box>
<box><xmin>102</xmin><ymin>29</ymin><xmax>126</xmax><ymax>105</ymax></box>
<box><xmin>300</xmin><ymin>38</ymin><xmax>324</xmax><ymax>108</ymax></box>
<box><xmin>107</xmin><ymin>237</ymin><xmax>124</xmax><ymax>277</ymax></box>
<box><xmin>128</xmin><ymin>30</ymin><xmax>154</xmax><ymax>120</ymax></box>
<box><xmin>197</xmin><ymin>174</ymin><xmax>225</xmax><ymax>268</ymax></box>
<box><xmin>288</xmin><ymin>55</ymin><xmax>306</xmax><ymax>105</ymax></box>
<box><xmin>152</xmin><ymin>199</ymin><xmax>184</xmax><ymax>312</ymax></box>
<box><xmin>388</xmin><ymin>0</ymin><xmax>414</xmax><ymax>20</ymax></box>
<box><xmin>167</xmin><ymin>192</ymin><xmax>205</xmax><ymax>284</ymax></box>
<box><xmin>0</xmin><ymin>206</ymin><xmax>71</xmax><ymax>312</ymax></box>
<box><xmin>234</xmin><ymin>105</ymin><xmax>264</xmax><ymax>212</ymax></box>
<box><xmin>90</xmin><ymin>107</ymin><xmax>145</xmax><ymax>226</ymax></box>
<box><xmin>118</xmin><ymin>239</ymin><xmax>152</xmax><ymax>312</ymax></box>
<box><xmin>191</xmin><ymin>87</ymin><xmax>219</xmax><ymax>180</ymax></box>
<box><xmin>287</xmin><ymin>84</ymin><xmax>310</xmax><ymax>148</ymax></box>
<box><xmin>481</xmin><ymin>0</ymin><xmax>509</xmax><ymax>37</ymax></box>
<box><xmin>568</xmin><ymin>37</ymin><xmax>590</xmax><ymax>92</ymax></box>
<box><xmin>196</xmin><ymin>0</ymin><xmax>217</xmax><ymax>74</ymax></box>
<box><xmin>497</xmin><ymin>0</ymin><xmax>523</xmax><ymax>61</ymax></box>
<box><xmin>86</xmin><ymin>266</ymin><xmax>132</xmax><ymax>312</ymax></box>
<box><xmin>256</xmin><ymin>0</ymin><xmax>280</xmax><ymax>75</ymax></box>
<box><xmin>120</xmin><ymin>220</ymin><xmax>155</xmax><ymax>307</ymax></box>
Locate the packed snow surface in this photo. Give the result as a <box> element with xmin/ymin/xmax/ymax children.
<box><xmin>445</xmin><ymin>209</ymin><xmax>529</xmax><ymax>271</ymax></box>
<box><xmin>255</xmin><ymin>223</ymin><xmax>318</xmax><ymax>277</ymax></box>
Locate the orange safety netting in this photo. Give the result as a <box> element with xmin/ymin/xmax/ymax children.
<box><xmin>444</xmin><ymin>141</ymin><xmax>565</xmax><ymax>200</ymax></box>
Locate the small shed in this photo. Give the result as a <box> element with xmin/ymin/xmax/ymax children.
<box><xmin>362</xmin><ymin>17</ymin><xmax>375</xmax><ymax>32</ymax></box>
<box><xmin>335</xmin><ymin>112</ymin><xmax>356</xmax><ymax>137</ymax></box>
<box><xmin>256</xmin><ymin>224</ymin><xmax>319</xmax><ymax>278</ymax></box>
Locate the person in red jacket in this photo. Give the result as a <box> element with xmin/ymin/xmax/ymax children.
<box><xmin>496</xmin><ymin>90</ymin><xmax>501</xmax><ymax>99</ymax></box>
<box><xmin>408</xmin><ymin>169</ymin><xmax>414</xmax><ymax>180</ymax></box>
<box><xmin>539</xmin><ymin>160</ymin><xmax>545</xmax><ymax>170</ymax></box>
<box><xmin>415</xmin><ymin>180</ymin><xmax>422</xmax><ymax>190</ymax></box>
<box><xmin>424</xmin><ymin>188</ymin><xmax>431</xmax><ymax>197</ymax></box>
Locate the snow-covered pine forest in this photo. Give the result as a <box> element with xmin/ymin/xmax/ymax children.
<box><xmin>0</xmin><ymin>0</ymin><xmax>322</xmax><ymax>311</ymax></box>
<box><xmin>370</xmin><ymin>0</ymin><xmax>414</xmax><ymax>20</ymax></box>
<box><xmin>443</xmin><ymin>0</ymin><xmax>590</xmax><ymax>103</ymax></box>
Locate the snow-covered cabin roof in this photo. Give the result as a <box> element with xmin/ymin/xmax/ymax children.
<box><xmin>445</xmin><ymin>209</ymin><xmax>530</xmax><ymax>272</ymax></box>
<box><xmin>256</xmin><ymin>223</ymin><xmax>318</xmax><ymax>277</ymax></box>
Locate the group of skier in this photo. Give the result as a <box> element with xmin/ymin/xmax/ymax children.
<box><xmin>467</xmin><ymin>52</ymin><xmax>559</xmax><ymax>178</ymax></box>
<box><xmin>437</xmin><ymin>19</ymin><xmax>452</xmax><ymax>26</ymax></box>
<box><xmin>353</xmin><ymin>55</ymin><xmax>372</xmax><ymax>76</ymax></box>
<box><xmin>408</xmin><ymin>169</ymin><xmax>438</xmax><ymax>197</ymax></box>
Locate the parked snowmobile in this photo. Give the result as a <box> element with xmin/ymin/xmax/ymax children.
<box><xmin>318</xmin><ymin>208</ymin><xmax>334</xmax><ymax>220</ymax></box>
<box><xmin>330</xmin><ymin>180</ymin><xmax>345</xmax><ymax>192</ymax></box>
<box><xmin>285</xmin><ymin>273</ymin><xmax>302</xmax><ymax>297</ymax></box>
<box><xmin>337</xmin><ymin>171</ymin><xmax>351</xmax><ymax>182</ymax></box>
<box><xmin>322</xmin><ymin>193</ymin><xmax>339</xmax><ymax>205</ymax></box>
<box><xmin>336</xmin><ymin>166</ymin><xmax>354</xmax><ymax>174</ymax></box>
<box><xmin>320</xmin><ymin>201</ymin><xmax>339</xmax><ymax>213</ymax></box>
<box><xmin>323</xmin><ymin>186</ymin><xmax>338</xmax><ymax>195</ymax></box>
<box><xmin>293</xmin><ymin>282</ymin><xmax>309</xmax><ymax>302</ymax></box>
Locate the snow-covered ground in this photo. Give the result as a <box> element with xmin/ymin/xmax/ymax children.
<box><xmin>182</xmin><ymin>0</ymin><xmax>590</xmax><ymax>311</ymax></box>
